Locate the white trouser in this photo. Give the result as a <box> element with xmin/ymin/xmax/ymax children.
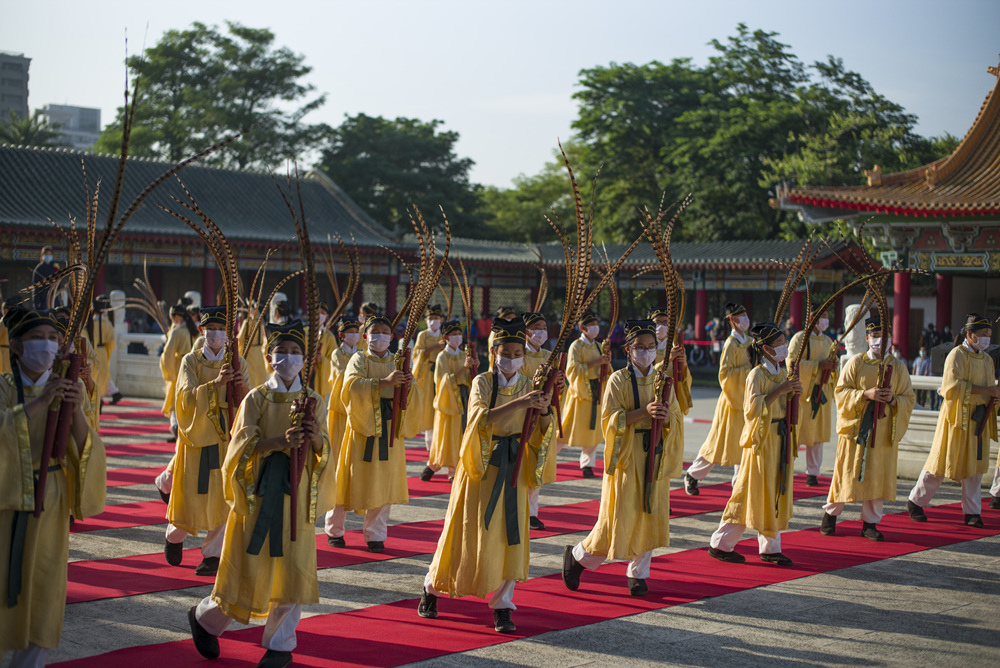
<box><xmin>709</xmin><ymin>521</ymin><xmax>781</xmax><ymax>554</ymax></box>
<box><xmin>823</xmin><ymin>499</ymin><xmax>884</xmax><ymax>524</ymax></box>
<box><xmin>804</xmin><ymin>443</ymin><xmax>824</xmax><ymax>476</ymax></box>
<box><xmin>580</xmin><ymin>446</ymin><xmax>598</xmax><ymax>469</ymax></box>
<box><xmin>528</xmin><ymin>487</ymin><xmax>540</xmax><ymax>516</ymax></box>
<box><xmin>169</xmin><ymin>410</ymin><xmax>178</xmax><ymax>429</ymax></box>
<box><xmin>196</xmin><ymin>596</ymin><xmax>302</xmax><ymax>652</ymax></box>
<box><xmin>8</xmin><ymin>644</ymin><xmax>47</xmax><ymax>668</ymax></box>
<box><xmin>424</xmin><ymin>428</ymin><xmax>434</xmax><ymax>451</ymax></box>
<box><xmin>572</xmin><ymin>542</ymin><xmax>652</xmax><ymax>579</ymax></box>
<box><xmin>424</xmin><ymin>573</ymin><xmax>516</xmax><ymax>610</ymax></box>
<box><xmin>106</xmin><ymin>376</ymin><xmax>120</xmax><ymax>395</ymax></box>
<box><xmin>324</xmin><ymin>504</ymin><xmax>392</xmax><ymax>542</ymax></box>
<box><xmin>165</xmin><ymin>524</ymin><xmax>225</xmax><ymax>557</ymax></box>
<box><xmin>155</xmin><ymin>468</ymin><xmax>173</xmax><ymax>494</ymax></box>
<box><xmin>687</xmin><ymin>457</ymin><xmax>741</xmax><ymax>485</ymax></box>
<box><xmin>909</xmin><ymin>470</ymin><xmax>983</xmax><ymax>515</ymax></box>
<box><xmin>991</xmin><ymin>468</ymin><xmax>1000</xmax><ymax>497</ymax></box>
<box><xmin>426</xmin><ymin>462</ymin><xmax>453</xmax><ymax>477</ymax></box>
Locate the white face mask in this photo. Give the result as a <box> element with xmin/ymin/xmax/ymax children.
<box><xmin>868</xmin><ymin>337</ymin><xmax>882</xmax><ymax>356</ymax></box>
<box><xmin>204</xmin><ymin>330</ymin><xmax>227</xmax><ymax>350</ymax></box>
<box><xmin>817</xmin><ymin>318</ymin><xmax>829</xmax><ymax>332</ymax></box>
<box><xmin>655</xmin><ymin>324</ymin><xmax>669</xmax><ymax>340</ymax></box>
<box><xmin>495</xmin><ymin>355</ymin><xmax>524</xmax><ymax>375</ymax></box>
<box><xmin>734</xmin><ymin>316</ymin><xmax>750</xmax><ymax>332</ymax></box>
<box><xmin>631</xmin><ymin>348</ymin><xmax>656</xmax><ymax>369</ymax></box>
<box><xmin>974</xmin><ymin>335</ymin><xmax>991</xmax><ymax>352</ymax></box>
<box><xmin>317</xmin><ymin>314</ymin><xmax>327</xmax><ymax>327</ymax></box>
<box><xmin>769</xmin><ymin>344</ymin><xmax>788</xmax><ymax>364</ymax></box>
<box><xmin>529</xmin><ymin>329</ymin><xmax>547</xmax><ymax>347</ymax></box>
<box><xmin>342</xmin><ymin>332</ymin><xmax>360</xmax><ymax>347</ymax></box>
<box><xmin>271</xmin><ymin>353</ymin><xmax>303</xmax><ymax>382</ymax></box>
<box><xmin>42</xmin><ymin>254</ymin><xmax>53</xmax><ymax>264</ymax></box>
<box><xmin>20</xmin><ymin>339</ymin><xmax>59</xmax><ymax>373</ymax></box>
<box><xmin>585</xmin><ymin>325</ymin><xmax>599</xmax><ymax>339</ymax></box>
<box><xmin>448</xmin><ymin>334</ymin><xmax>464</xmax><ymax>348</ymax></box>
<box><xmin>427</xmin><ymin>318</ymin><xmax>442</xmax><ymax>333</ymax></box>
<box><xmin>368</xmin><ymin>333</ymin><xmax>391</xmax><ymax>354</ymax></box>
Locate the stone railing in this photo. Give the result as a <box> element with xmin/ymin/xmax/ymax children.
<box><xmin>112</xmin><ymin>332</ymin><xmax>166</xmax><ymax>399</ymax></box>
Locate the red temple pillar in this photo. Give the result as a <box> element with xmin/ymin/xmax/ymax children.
<box><xmin>93</xmin><ymin>266</ymin><xmax>106</xmax><ymax>297</ymax></box>
<box><xmin>790</xmin><ymin>290</ymin><xmax>804</xmax><ymax>331</ymax></box>
<box><xmin>201</xmin><ymin>266</ymin><xmax>216</xmax><ymax>305</ymax></box>
<box><xmin>894</xmin><ymin>272</ymin><xmax>911</xmax><ymax>359</ymax></box>
<box><xmin>386</xmin><ymin>273</ymin><xmax>398</xmax><ymax>316</ymax></box>
<box><xmin>694</xmin><ymin>288</ymin><xmax>708</xmax><ymax>340</ymax></box>
<box><xmin>834</xmin><ymin>293</ymin><xmax>845</xmax><ymax>329</ymax></box>
<box><xmin>935</xmin><ymin>273</ymin><xmax>952</xmax><ymax>333</ymax></box>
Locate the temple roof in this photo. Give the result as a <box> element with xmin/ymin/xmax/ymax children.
<box><xmin>774</xmin><ymin>61</ymin><xmax>1000</xmax><ymax>221</ymax></box>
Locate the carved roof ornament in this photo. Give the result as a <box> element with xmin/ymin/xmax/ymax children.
<box><xmin>988</xmin><ymin>54</ymin><xmax>999</xmax><ymax>78</ymax></box>
<box><xmin>865</xmin><ymin>164</ymin><xmax>882</xmax><ymax>187</ymax></box>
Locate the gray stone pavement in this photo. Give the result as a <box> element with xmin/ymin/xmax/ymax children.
<box><xmin>6</xmin><ymin>387</ymin><xmax>999</xmax><ymax>667</ymax></box>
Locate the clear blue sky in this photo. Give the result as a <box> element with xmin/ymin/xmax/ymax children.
<box><xmin>4</xmin><ymin>0</ymin><xmax>998</xmax><ymax>187</ymax></box>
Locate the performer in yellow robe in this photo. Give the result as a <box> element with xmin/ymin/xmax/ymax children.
<box><xmin>0</xmin><ymin>296</ymin><xmax>21</xmax><ymax>374</ymax></box>
<box><xmin>522</xmin><ymin>312</ymin><xmax>557</xmax><ymax>529</ymax></box>
<box><xmin>709</xmin><ymin>322</ymin><xmax>801</xmax><ymax>566</ymax></box>
<box><xmin>418</xmin><ymin>317</ymin><xmax>554</xmax><ymax>634</ymax></box>
<box><xmin>787</xmin><ymin>305</ymin><xmax>838</xmax><ymax>486</ymax></box>
<box><xmin>822</xmin><ymin>315</ymin><xmax>914</xmax><ymax>540</ymax></box>
<box><xmin>908</xmin><ymin>314</ymin><xmax>999</xmax><ymax>527</ymax></box>
<box><xmin>486</xmin><ymin>306</ymin><xmax>518</xmax><ymax>370</ymax></box>
<box><xmin>405</xmin><ymin>305</ymin><xmax>446</xmax><ymax>444</ymax></box>
<box><xmin>563</xmin><ymin>320</ymin><xmax>683</xmax><ymax>596</ymax></box>
<box><xmin>421</xmin><ymin>321</ymin><xmax>478</xmax><ymax>481</ymax></box>
<box><xmin>559</xmin><ymin>312</ymin><xmax>609</xmax><ymax>478</ymax></box>
<box><xmin>260</xmin><ymin>300</ymin><xmax>292</xmax><ymax>377</ymax></box>
<box><xmin>165</xmin><ymin>307</ymin><xmax>248</xmax><ymax>576</ymax></box>
<box><xmin>160</xmin><ymin>301</ymin><xmax>197</xmax><ymax>430</ymax></box>
<box><xmin>649</xmin><ymin>309</ymin><xmax>691</xmax><ymax>483</ymax></box>
<box><xmin>312</xmin><ymin>302</ymin><xmax>337</xmax><ymax>402</ymax></box>
<box><xmin>87</xmin><ymin>295</ymin><xmax>119</xmax><ymax>404</ymax></box>
<box><xmin>1</xmin><ymin>308</ymin><xmax>105</xmax><ymax>665</ymax></box>
<box><xmin>685</xmin><ymin>303</ymin><xmax>751</xmax><ymax>494</ymax></box>
<box><xmin>237</xmin><ymin>313</ymin><xmax>268</xmax><ymax>389</ymax></box>
<box><xmin>188</xmin><ymin>319</ymin><xmax>334</xmax><ymax>668</ymax></box>
<box><xmin>324</xmin><ymin>315</ymin><xmax>411</xmax><ymax>552</ymax></box>
<box><xmin>326</xmin><ymin>316</ymin><xmax>360</xmax><ymax>470</ymax></box>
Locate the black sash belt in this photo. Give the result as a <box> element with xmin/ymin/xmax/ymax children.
<box><xmin>855</xmin><ymin>400</ymin><xmax>879</xmax><ymax>449</ymax></box>
<box><xmin>197</xmin><ymin>443</ymin><xmax>221</xmax><ymax>494</ymax></box>
<box><xmin>972</xmin><ymin>404</ymin><xmax>987</xmax><ymax>461</ymax></box>
<box><xmin>588</xmin><ymin>378</ymin><xmax>601</xmax><ymax>430</ymax></box>
<box><xmin>364</xmin><ymin>398</ymin><xmax>394</xmax><ymax>462</ymax></box>
<box><xmin>247</xmin><ymin>452</ymin><xmax>290</xmax><ymax>558</ymax></box>
<box><xmin>638</xmin><ymin>429</ymin><xmax>659</xmax><ymax>514</ymax></box>
<box><xmin>810</xmin><ymin>383</ymin><xmax>827</xmax><ymax>419</ymax></box>
<box><xmin>8</xmin><ymin>465</ymin><xmax>61</xmax><ymax>608</ymax></box>
<box><xmin>773</xmin><ymin>418</ymin><xmax>789</xmax><ymax>518</ymax></box>
<box><xmin>459</xmin><ymin>384</ymin><xmax>470</xmax><ymax>433</ymax></box>
<box><xmin>484</xmin><ymin>434</ymin><xmax>521</xmax><ymax>547</ymax></box>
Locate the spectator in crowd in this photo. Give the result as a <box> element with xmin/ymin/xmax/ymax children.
<box><xmin>912</xmin><ymin>345</ymin><xmax>932</xmax><ymax>408</ymax></box>
<box><xmin>31</xmin><ymin>245</ymin><xmax>59</xmax><ymax>308</ymax></box>
<box><xmin>890</xmin><ymin>344</ymin><xmax>903</xmax><ymax>361</ymax></box>
<box><xmin>783</xmin><ymin>318</ymin><xmax>796</xmax><ymax>341</ymax></box>
<box><xmin>922</xmin><ymin>323</ymin><xmax>941</xmax><ymax>352</ymax></box>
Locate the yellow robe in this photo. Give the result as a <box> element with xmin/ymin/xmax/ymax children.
<box><xmin>211</xmin><ymin>384</ymin><xmax>333</xmax><ymax>624</ymax></box>
<box><xmin>426</xmin><ymin>371</ymin><xmax>554</xmax><ymax>598</ymax></box>
<box><xmin>237</xmin><ymin>319</ymin><xmax>268</xmax><ymax>389</ymax></box>
<box><xmin>697</xmin><ymin>334</ymin><xmax>751</xmax><ymax>467</ymax></box>
<box><xmin>89</xmin><ymin>315</ymin><xmax>116</xmax><ymax>400</ymax></box>
<box><xmin>923</xmin><ymin>344</ymin><xmax>998</xmax><ymax>480</ymax></box>
<box><xmin>336</xmin><ymin>351</ymin><xmax>409</xmax><ymax>510</ymax></box>
<box><xmin>582</xmin><ymin>366</ymin><xmax>683</xmax><ymax>560</ymax></box>
<box><xmin>788</xmin><ymin>331</ymin><xmax>837</xmax><ymax>445</ymax></box>
<box><xmin>656</xmin><ymin>343</ymin><xmax>693</xmax><ymax>415</ymax></box>
<box><xmin>325</xmin><ymin>345</ymin><xmax>355</xmax><ymax>468</ymax></box>
<box><xmin>406</xmin><ymin>330</ymin><xmax>443</xmax><ymax>437</ymax></box>
<box><xmin>169</xmin><ymin>350</ymin><xmax>246</xmax><ymax>535</ymax></box>
<box><xmin>522</xmin><ymin>346</ymin><xmax>548</xmax><ymax>382</ymax></box>
<box><xmin>314</xmin><ymin>329</ymin><xmax>337</xmax><ymax>401</ymax></box>
<box><xmin>0</xmin><ymin>322</ymin><xmax>10</xmax><ymax>374</ymax></box>
<box><xmin>160</xmin><ymin>325</ymin><xmax>193</xmax><ymax>416</ymax></box>
<box><xmin>77</xmin><ymin>334</ymin><xmax>102</xmax><ymax>432</ymax></box>
<box><xmin>560</xmin><ymin>337</ymin><xmax>604</xmax><ymax>448</ymax></box>
<box><xmin>0</xmin><ymin>373</ymin><xmax>105</xmax><ymax>653</ymax></box>
<box><xmin>721</xmin><ymin>365</ymin><xmax>795</xmax><ymax>538</ymax></box>
<box><xmin>429</xmin><ymin>348</ymin><xmax>472</xmax><ymax>471</ymax></box>
<box><xmin>656</xmin><ymin>360</ymin><xmax>692</xmax><ymax>479</ymax></box>
<box><xmin>828</xmin><ymin>354</ymin><xmax>915</xmax><ymax>504</ymax></box>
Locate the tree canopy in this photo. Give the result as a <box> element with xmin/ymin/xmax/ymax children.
<box><xmin>0</xmin><ymin>110</ymin><xmax>67</xmax><ymax>148</ymax></box>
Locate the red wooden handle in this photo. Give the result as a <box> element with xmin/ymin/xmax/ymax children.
<box><xmin>648</xmin><ymin>376</ymin><xmax>673</xmax><ymax>483</ymax></box>
<box><xmin>512</xmin><ymin>369</ymin><xmax>559</xmax><ymax>486</ymax></box>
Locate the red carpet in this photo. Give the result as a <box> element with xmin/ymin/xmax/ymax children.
<box><xmin>99</xmin><ymin>422</ymin><xmax>171</xmax><ymax>436</ymax></box>
<box><xmin>103</xmin><ymin>440</ymin><xmax>177</xmax><ymax>457</ymax></box>
<box><xmin>55</xmin><ymin>500</ymin><xmax>998</xmax><ymax>667</ymax></box>
<box><xmin>99</xmin><ymin>409</ymin><xmax>170</xmax><ymax>421</ymax></box>
<box><xmin>105</xmin><ymin>465</ymin><xmax>164</xmax><ymax>487</ymax></box>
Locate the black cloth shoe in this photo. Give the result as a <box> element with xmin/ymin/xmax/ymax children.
<box><xmin>327</xmin><ymin>534</ymin><xmax>346</xmax><ymax>548</ymax></box>
<box><xmin>820</xmin><ymin>512</ymin><xmax>837</xmax><ymax>536</ymax></box>
<box><xmin>990</xmin><ymin>496</ymin><xmax>1000</xmax><ymax>510</ymax></box>
<box><xmin>683</xmin><ymin>473</ymin><xmax>700</xmax><ymax>496</ymax></box>
<box><xmin>708</xmin><ymin>547</ymin><xmax>746</xmax><ymax>564</ymax></box>
<box><xmin>581</xmin><ymin>466</ymin><xmax>595</xmax><ymax>479</ymax></box>
<box><xmin>627</xmin><ymin>577</ymin><xmax>648</xmax><ymax>596</ymax></box>
<box><xmin>529</xmin><ymin>516</ymin><xmax>546</xmax><ymax>531</ymax></box>
<box><xmin>195</xmin><ymin>557</ymin><xmax>219</xmax><ymax>576</ymax></box>
<box><xmin>417</xmin><ymin>588</ymin><xmax>438</xmax><ymax>619</ymax></box>
<box><xmin>760</xmin><ymin>552</ymin><xmax>794</xmax><ymax>566</ymax></box>
<box><xmin>806</xmin><ymin>475</ymin><xmax>819</xmax><ymax>487</ymax></box>
<box><xmin>907</xmin><ymin>500</ymin><xmax>928</xmax><ymax>522</ymax></box>
<box><xmin>166</xmin><ymin>424</ymin><xmax>178</xmax><ymax>442</ymax></box>
<box><xmin>188</xmin><ymin>605</ymin><xmax>220</xmax><ymax>659</ymax></box>
<box><xmin>157</xmin><ymin>486</ymin><xmax>170</xmax><ymax>504</ymax></box>
<box><xmin>165</xmin><ymin>539</ymin><xmax>184</xmax><ymax>566</ymax></box>
<box><xmin>110</xmin><ymin>391</ymin><xmax>123</xmax><ymax>405</ymax></box>
<box><xmin>256</xmin><ymin>649</ymin><xmax>293</xmax><ymax>668</ymax></box>
<box><xmin>493</xmin><ymin>608</ymin><xmax>516</xmax><ymax>633</ymax></box>
<box><xmin>861</xmin><ymin>522</ymin><xmax>884</xmax><ymax>542</ymax></box>
<box><xmin>964</xmin><ymin>514</ymin><xmax>984</xmax><ymax>528</ymax></box>
<box><xmin>419</xmin><ymin>466</ymin><xmax>435</xmax><ymax>482</ymax></box>
<box><xmin>367</xmin><ymin>541</ymin><xmax>385</xmax><ymax>553</ymax></box>
<box><xmin>562</xmin><ymin>545</ymin><xmax>585</xmax><ymax>590</ymax></box>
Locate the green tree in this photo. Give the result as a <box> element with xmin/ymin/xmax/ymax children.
<box><xmin>93</xmin><ymin>21</ymin><xmax>329</xmax><ymax>169</ymax></box>
<box><xmin>318</xmin><ymin>114</ymin><xmax>482</xmax><ymax>236</ymax></box>
<box><xmin>0</xmin><ymin>110</ymin><xmax>66</xmax><ymax>147</ymax></box>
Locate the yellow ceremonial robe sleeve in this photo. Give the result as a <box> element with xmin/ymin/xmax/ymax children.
<box><xmin>788</xmin><ymin>331</ymin><xmax>837</xmax><ymax>446</ymax></box>
<box><xmin>160</xmin><ymin>325</ymin><xmax>193</xmax><ymax>416</ymax></box>
<box><xmin>0</xmin><ymin>374</ymin><xmax>104</xmax><ymax>653</ymax></box>
<box><xmin>336</xmin><ymin>351</ymin><xmax>409</xmax><ymax>510</ymax></box>
<box><xmin>90</xmin><ymin>316</ymin><xmax>115</xmax><ymax>400</ymax></box>
<box><xmin>402</xmin><ymin>330</ymin><xmax>443</xmax><ymax>438</ymax></box>
<box><xmin>923</xmin><ymin>345</ymin><xmax>997</xmax><ymax>480</ymax></box>
<box><xmin>314</xmin><ymin>330</ymin><xmax>337</xmax><ymax>400</ymax></box>
<box><xmin>426</xmin><ymin>371</ymin><xmax>554</xmax><ymax>598</ymax></box>
<box><xmin>582</xmin><ymin>367</ymin><xmax>681</xmax><ymax>560</ymax></box>
<box><xmin>697</xmin><ymin>334</ymin><xmax>750</xmax><ymax>466</ymax></box>
<box><xmin>211</xmin><ymin>385</ymin><xmax>332</xmax><ymax>624</ymax></box>
<box><xmin>169</xmin><ymin>351</ymin><xmax>245</xmax><ymax>534</ymax></box>
<box><xmin>429</xmin><ymin>349</ymin><xmax>471</xmax><ymax>471</ymax></box>
<box><xmin>828</xmin><ymin>354</ymin><xmax>915</xmax><ymax>504</ymax></box>
<box><xmin>559</xmin><ymin>338</ymin><xmax>603</xmax><ymax>448</ymax></box>
<box><xmin>522</xmin><ymin>348</ymin><xmax>547</xmax><ymax>381</ymax></box>
<box><xmin>721</xmin><ymin>365</ymin><xmax>794</xmax><ymax>538</ymax></box>
<box><xmin>237</xmin><ymin>319</ymin><xmax>268</xmax><ymax>388</ymax></box>
<box><xmin>325</xmin><ymin>346</ymin><xmax>354</xmax><ymax>467</ymax></box>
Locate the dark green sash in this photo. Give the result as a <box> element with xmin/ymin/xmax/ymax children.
<box><xmin>972</xmin><ymin>404</ymin><xmax>987</xmax><ymax>461</ymax></box>
<box><xmin>363</xmin><ymin>398</ymin><xmax>394</xmax><ymax>462</ymax></box>
<box><xmin>246</xmin><ymin>452</ymin><xmax>290</xmax><ymax>558</ymax></box>
<box><xmin>7</xmin><ymin>465</ymin><xmax>61</xmax><ymax>608</ymax></box>
<box><xmin>197</xmin><ymin>443</ymin><xmax>221</xmax><ymax>494</ymax></box>
<box><xmin>773</xmin><ymin>418</ymin><xmax>789</xmax><ymax>517</ymax></box>
<box><xmin>588</xmin><ymin>378</ymin><xmax>601</xmax><ymax>429</ymax></box>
